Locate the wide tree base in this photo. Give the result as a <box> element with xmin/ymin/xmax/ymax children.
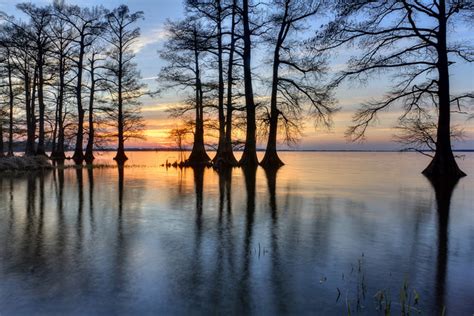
<box><xmin>114</xmin><ymin>150</ymin><xmax>128</xmax><ymax>164</ymax></box>
<box><xmin>72</xmin><ymin>151</ymin><xmax>84</xmax><ymax>164</ymax></box>
<box><xmin>213</xmin><ymin>149</ymin><xmax>239</xmax><ymax>168</ymax></box>
<box><xmin>422</xmin><ymin>153</ymin><xmax>466</xmax><ymax>180</ymax></box>
<box><xmin>260</xmin><ymin>151</ymin><xmax>284</xmax><ymax>169</ymax></box>
<box><xmin>84</xmin><ymin>152</ymin><xmax>95</xmax><ymax>164</ymax></box>
<box><xmin>50</xmin><ymin>151</ymin><xmax>66</xmax><ymax>160</ymax></box>
<box><xmin>186</xmin><ymin>146</ymin><xmax>211</xmax><ymax>166</ymax></box>
<box><xmin>239</xmin><ymin>149</ymin><xmax>259</xmax><ymax>167</ymax></box>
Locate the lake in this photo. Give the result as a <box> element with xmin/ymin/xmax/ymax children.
<box><xmin>0</xmin><ymin>152</ymin><xmax>473</xmax><ymax>315</ymax></box>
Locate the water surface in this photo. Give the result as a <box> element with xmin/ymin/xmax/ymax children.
<box><xmin>0</xmin><ymin>152</ymin><xmax>473</xmax><ymax>314</ymax></box>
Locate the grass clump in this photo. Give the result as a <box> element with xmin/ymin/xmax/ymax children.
<box><xmin>0</xmin><ymin>156</ymin><xmax>52</xmax><ymax>172</ymax></box>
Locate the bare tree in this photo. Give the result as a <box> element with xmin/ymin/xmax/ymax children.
<box><xmin>49</xmin><ymin>0</ymin><xmax>76</xmax><ymax>159</ymax></box>
<box><xmin>324</xmin><ymin>0</ymin><xmax>473</xmax><ymax>179</ymax></box>
<box><xmin>84</xmin><ymin>47</ymin><xmax>106</xmax><ymax>163</ymax></box>
<box><xmin>260</xmin><ymin>0</ymin><xmax>336</xmax><ymax>168</ymax></box>
<box><xmin>103</xmin><ymin>5</ymin><xmax>145</xmax><ymax>163</ymax></box>
<box><xmin>0</xmin><ymin>26</ymin><xmax>17</xmax><ymax>157</ymax></box>
<box><xmin>238</xmin><ymin>0</ymin><xmax>259</xmax><ymax>166</ymax></box>
<box><xmin>186</xmin><ymin>0</ymin><xmax>229</xmax><ymax>164</ymax></box>
<box><xmin>58</xmin><ymin>5</ymin><xmax>104</xmax><ymax>163</ymax></box>
<box><xmin>159</xmin><ymin>18</ymin><xmax>212</xmax><ymax>165</ymax></box>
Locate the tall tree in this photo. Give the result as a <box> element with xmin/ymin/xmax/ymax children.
<box><xmin>159</xmin><ymin>18</ymin><xmax>212</xmax><ymax>165</ymax></box>
<box><xmin>103</xmin><ymin>5</ymin><xmax>145</xmax><ymax>163</ymax></box>
<box><xmin>0</xmin><ymin>27</ymin><xmax>17</xmax><ymax>157</ymax></box>
<box><xmin>186</xmin><ymin>0</ymin><xmax>228</xmax><ymax>163</ymax></box>
<box><xmin>84</xmin><ymin>48</ymin><xmax>105</xmax><ymax>163</ymax></box>
<box><xmin>58</xmin><ymin>5</ymin><xmax>104</xmax><ymax>163</ymax></box>
<box><xmin>239</xmin><ymin>0</ymin><xmax>259</xmax><ymax>166</ymax></box>
<box><xmin>18</xmin><ymin>3</ymin><xmax>52</xmax><ymax>156</ymax></box>
<box><xmin>260</xmin><ymin>0</ymin><xmax>335</xmax><ymax>168</ymax></box>
<box><xmin>7</xmin><ymin>22</ymin><xmax>38</xmax><ymax>156</ymax></box>
<box><xmin>222</xmin><ymin>0</ymin><xmax>240</xmax><ymax>166</ymax></box>
<box><xmin>49</xmin><ymin>0</ymin><xmax>75</xmax><ymax>159</ymax></box>
<box><xmin>325</xmin><ymin>0</ymin><xmax>473</xmax><ymax>179</ymax></box>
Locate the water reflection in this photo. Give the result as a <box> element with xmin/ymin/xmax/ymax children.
<box><xmin>0</xmin><ymin>152</ymin><xmax>472</xmax><ymax>314</ymax></box>
<box><xmin>429</xmin><ymin>177</ymin><xmax>458</xmax><ymax>315</ymax></box>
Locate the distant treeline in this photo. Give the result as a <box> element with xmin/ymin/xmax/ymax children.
<box><xmin>0</xmin><ymin>2</ymin><xmax>145</xmax><ymax>163</ymax></box>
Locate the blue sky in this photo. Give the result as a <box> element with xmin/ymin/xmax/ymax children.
<box><xmin>1</xmin><ymin>0</ymin><xmax>473</xmax><ymax>150</ymax></box>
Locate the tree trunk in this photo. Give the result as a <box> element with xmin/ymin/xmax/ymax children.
<box><xmin>422</xmin><ymin>1</ymin><xmax>465</xmax><ymax>179</ymax></box>
<box><xmin>0</xmin><ymin>120</ymin><xmax>4</xmax><ymax>158</ymax></box>
<box><xmin>36</xmin><ymin>48</ymin><xmax>46</xmax><ymax>156</ymax></box>
<box><xmin>187</xmin><ymin>31</ymin><xmax>210</xmax><ymax>165</ymax></box>
<box><xmin>114</xmin><ymin>34</ymin><xmax>128</xmax><ymax>164</ymax></box>
<box><xmin>220</xmin><ymin>0</ymin><xmax>238</xmax><ymax>167</ymax></box>
<box><xmin>73</xmin><ymin>40</ymin><xmax>86</xmax><ymax>163</ymax></box>
<box><xmin>25</xmin><ymin>67</ymin><xmax>37</xmax><ymax>157</ymax></box>
<box><xmin>213</xmin><ymin>0</ymin><xmax>227</xmax><ymax>164</ymax></box>
<box><xmin>85</xmin><ymin>59</ymin><xmax>96</xmax><ymax>163</ymax></box>
<box><xmin>261</xmin><ymin>16</ymin><xmax>288</xmax><ymax>169</ymax></box>
<box><xmin>239</xmin><ymin>0</ymin><xmax>259</xmax><ymax>167</ymax></box>
<box><xmin>51</xmin><ymin>56</ymin><xmax>66</xmax><ymax>160</ymax></box>
<box><xmin>7</xmin><ymin>56</ymin><xmax>14</xmax><ymax>157</ymax></box>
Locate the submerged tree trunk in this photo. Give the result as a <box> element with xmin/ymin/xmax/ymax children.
<box><xmin>73</xmin><ymin>39</ymin><xmax>86</xmax><ymax>163</ymax></box>
<box><xmin>7</xmin><ymin>56</ymin><xmax>14</xmax><ymax>157</ymax></box>
<box><xmin>422</xmin><ymin>1</ymin><xmax>465</xmax><ymax>179</ymax></box>
<box><xmin>25</xmin><ymin>67</ymin><xmax>37</xmax><ymax>157</ymax></box>
<box><xmin>261</xmin><ymin>12</ymin><xmax>288</xmax><ymax>169</ymax></box>
<box><xmin>51</xmin><ymin>55</ymin><xmax>66</xmax><ymax>160</ymax></box>
<box><xmin>85</xmin><ymin>58</ymin><xmax>96</xmax><ymax>163</ymax></box>
<box><xmin>213</xmin><ymin>0</ymin><xmax>226</xmax><ymax>164</ymax></box>
<box><xmin>114</xmin><ymin>41</ymin><xmax>128</xmax><ymax>164</ymax></box>
<box><xmin>239</xmin><ymin>0</ymin><xmax>259</xmax><ymax>167</ymax></box>
<box><xmin>220</xmin><ymin>0</ymin><xmax>238</xmax><ymax>166</ymax></box>
<box><xmin>36</xmin><ymin>52</ymin><xmax>46</xmax><ymax>156</ymax></box>
<box><xmin>187</xmin><ymin>29</ymin><xmax>210</xmax><ymax>165</ymax></box>
<box><xmin>0</xmin><ymin>120</ymin><xmax>4</xmax><ymax>158</ymax></box>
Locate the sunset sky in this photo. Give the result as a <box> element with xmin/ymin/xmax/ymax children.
<box><xmin>2</xmin><ymin>0</ymin><xmax>473</xmax><ymax>150</ymax></box>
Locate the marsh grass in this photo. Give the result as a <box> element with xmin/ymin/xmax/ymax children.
<box><xmin>0</xmin><ymin>156</ymin><xmax>52</xmax><ymax>172</ymax></box>
<box><xmin>340</xmin><ymin>254</ymin><xmax>422</xmax><ymax>315</ymax></box>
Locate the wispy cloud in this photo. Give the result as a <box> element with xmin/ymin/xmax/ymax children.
<box><xmin>132</xmin><ymin>27</ymin><xmax>169</xmax><ymax>53</ymax></box>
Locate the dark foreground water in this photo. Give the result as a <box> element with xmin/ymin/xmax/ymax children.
<box><xmin>0</xmin><ymin>152</ymin><xmax>473</xmax><ymax>315</ymax></box>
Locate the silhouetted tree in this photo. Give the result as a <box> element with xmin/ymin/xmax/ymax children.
<box><xmin>186</xmin><ymin>0</ymin><xmax>228</xmax><ymax>163</ymax></box>
<box><xmin>17</xmin><ymin>3</ymin><xmax>52</xmax><ymax>156</ymax></box>
<box><xmin>49</xmin><ymin>0</ymin><xmax>76</xmax><ymax>159</ymax></box>
<box><xmin>103</xmin><ymin>5</ymin><xmax>145</xmax><ymax>163</ymax></box>
<box><xmin>159</xmin><ymin>18</ymin><xmax>211</xmax><ymax>165</ymax></box>
<box><xmin>0</xmin><ymin>27</ymin><xmax>17</xmax><ymax>157</ymax></box>
<box><xmin>238</xmin><ymin>0</ymin><xmax>259</xmax><ymax>166</ymax></box>
<box><xmin>222</xmin><ymin>0</ymin><xmax>240</xmax><ymax>166</ymax></box>
<box><xmin>260</xmin><ymin>0</ymin><xmax>336</xmax><ymax>168</ymax></box>
<box><xmin>325</xmin><ymin>0</ymin><xmax>473</xmax><ymax>179</ymax></box>
<box><xmin>84</xmin><ymin>48</ymin><xmax>105</xmax><ymax>163</ymax></box>
<box><xmin>57</xmin><ymin>5</ymin><xmax>104</xmax><ymax>163</ymax></box>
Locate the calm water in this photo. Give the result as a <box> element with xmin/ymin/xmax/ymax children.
<box><xmin>0</xmin><ymin>152</ymin><xmax>473</xmax><ymax>315</ymax></box>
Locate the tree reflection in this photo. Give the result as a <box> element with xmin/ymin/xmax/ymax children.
<box><xmin>238</xmin><ymin>165</ymin><xmax>257</xmax><ymax>313</ymax></box>
<box><xmin>428</xmin><ymin>177</ymin><xmax>459</xmax><ymax>315</ymax></box>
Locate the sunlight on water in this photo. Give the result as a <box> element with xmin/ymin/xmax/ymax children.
<box><xmin>0</xmin><ymin>152</ymin><xmax>473</xmax><ymax>314</ymax></box>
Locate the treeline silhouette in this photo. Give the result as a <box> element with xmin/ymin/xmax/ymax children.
<box><xmin>0</xmin><ymin>0</ymin><xmax>472</xmax><ymax>180</ymax></box>
<box><xmin>159</xmin><ymin>0</ymin><xmax>472</xmax><ymax>180</ymax></box>
<box><xmin>0</xmin><ymin>2</ymin><xmax>145</xmax><ymax>164</ymax></box>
